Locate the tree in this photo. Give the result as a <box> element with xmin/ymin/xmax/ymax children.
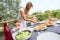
<box><xmin>0</xmin><ymin>0</ymin><xmax>21</xmax><ymax>20</ymax></box>
<box><xmin>0</xmin><ymin>0</ymin><xmax>21</xmax><ymax>27</ymax></box>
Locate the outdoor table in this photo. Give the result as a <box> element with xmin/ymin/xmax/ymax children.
<box><xmin>28</xmin><ymin>21</ymin><xmax>60</xmax><ymax>40</ymax></box>
<box><xmin>12</xmin><ymin>20</ymin><xmax>60</xmax><ymax>40</ymax></box>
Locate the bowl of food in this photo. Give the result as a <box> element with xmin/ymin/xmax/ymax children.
<box><xmin>15</xmin><ymin>30</ymin><xmax>32</xmax><ymax>40</ymax></box>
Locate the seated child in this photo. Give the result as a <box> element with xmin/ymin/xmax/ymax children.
<box><xmin>11</xmin><ymin>19</ymin><xmax>21</xmax><ymax>33</ymax></box>
<box><xmin>11</xmin><ymin>19</ymin><xmax>29</xmax><ymax>40</ymax></box>
<box><xmin>11</xmin><ymin>19</ymin><xmax>21</xmax><ymax>40</ymax></box>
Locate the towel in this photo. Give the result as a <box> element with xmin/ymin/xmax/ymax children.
<box><xmin>3</xmin><ymin>23</ymin><xmax>13</xmax><ymax>40</ymax></box>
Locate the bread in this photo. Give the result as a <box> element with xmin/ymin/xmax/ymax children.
<box><xmin>41</xmin><ymin>24</ymin><xmax>47</xmax><ymax>28</ymax></box>
<box><xmin>44</xmin><ymin>22</ymin><xmax>49</xmax><ymax>26</ymax></box>
<box><xmin>49</xmin><ymin>18</ymin><xmax>57</xmax><ymax>21</ymax></box>
<box><xmin>34</xmin><ymin>24</ymin><xmax>47</xmax><ymax>30</ymax></box>
<box><xmin>48</xmin><ymin>21</ymin><xmax>54</xmax><ymax>25</ymax></box>
<box><xmin>34</xmin><ymin>24</ymin><xmax>42</xmax><ymax>30</ymax></box>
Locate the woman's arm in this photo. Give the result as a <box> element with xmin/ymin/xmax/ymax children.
<box><xmin>20</xmin><ymin>11</ymin><xmax>31</xmax><ymax>21</ymax></box>
<box><xmin>20</xmin><ymin>11</ymin><xmax>40</xmax><ymax>23</ymax></box>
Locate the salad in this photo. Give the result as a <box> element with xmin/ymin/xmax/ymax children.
<box><xmin>15</xmin><ymin>30</ymin><xmax>31</xmax><ymax>39</ymax></box>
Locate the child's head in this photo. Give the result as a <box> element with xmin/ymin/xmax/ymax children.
<box><xmin>14</xmin><ymin>19</ymin><xmax>21</xmax><ymax>27</ymax></box>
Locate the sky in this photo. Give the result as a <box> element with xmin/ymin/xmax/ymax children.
<box><xmin>20</xmin><ymin>0</ymin><xmax>60</xmax><ymax>14</ymax></box>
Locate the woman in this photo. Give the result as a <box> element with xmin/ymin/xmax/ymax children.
<box><xmin>17</xmin><ymin>2</ymin><xmax>39</xmax><ymax>28</ymax></box>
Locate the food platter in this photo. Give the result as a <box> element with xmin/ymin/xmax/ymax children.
<box><xmin>34</xmin><ymin>24</ymin><xmax>48</xmax><ymax>31</ymax></box>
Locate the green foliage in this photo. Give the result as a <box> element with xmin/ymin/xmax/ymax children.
<box><xmin>0</xmin><ymin>0</ymin><xmax>21</xmax><ymax>27</ymax></box>
<box><xmin>0</xmin><ymin>0</ymin><xmax>21</xmax><ymax>37</ymax></box>
<box><xmin>29</xmin><ymin>9</ymin><xmax>60</xmax><ymax>21</ymax></box>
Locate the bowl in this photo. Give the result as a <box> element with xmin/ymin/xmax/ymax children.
<box><xmin>15</xmin><ymin>30</ymin><xmax>32</xmax><ymax>40</ymax></box>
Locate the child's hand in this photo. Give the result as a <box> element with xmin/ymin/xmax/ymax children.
<box><xmin>25</xmin><ymin>27</ymin><xmax>29</xmax><ymax>30</ymax></box>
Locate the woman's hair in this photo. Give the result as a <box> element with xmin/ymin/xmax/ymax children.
<box><xmin>25</xmin><ymin>2</ymin><xmax>33</xmax><ymax>14</ymax></box>
<box><xmin>26</xmin><ymin>2</ymin><xmax>33</xmax><ymax>10</ymax></box>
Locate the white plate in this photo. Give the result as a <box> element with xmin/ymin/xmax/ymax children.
<box><xmin>37</xmin><ymin>32</ymin><xmax>60</xmax><ymax>40</ymax></box>
<box><xmin>55</xmin><ymin>21</ymin><xmax>60</xmax><ymax>24</ymax></box>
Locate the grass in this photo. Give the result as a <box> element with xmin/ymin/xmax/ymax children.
<box><xmin>0</xmin><ymin>27</ymin><xmax>3</xmax><ymax>38</ymax></box>
<box><xmin>0</xmin><ymin>32</ymin><xmax>3</xmax><ymax>38</ymax></box>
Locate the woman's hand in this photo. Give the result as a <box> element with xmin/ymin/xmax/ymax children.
<box><xmin>31</xmin><ymin>15</ymin><xmax>40</xmax><ymax>24</ymax></box>
<box><xmin>31</xmin><ymin>20</ymin><xmax>40</xmax><ymax>24</ymax></box>
<box><xmin>36</xmin><ymin>22</ymin><xmax>40</xmax><ymax>24</ymax></box>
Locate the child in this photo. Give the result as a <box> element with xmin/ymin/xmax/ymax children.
<box><xmin>11</xmin><ymin>19</ymin><xmax>21</xmax><ymax>33</ymax></box>
<box><xmin>11</xmin><ymin>19</ymin><xmax>29</xmax><ymax>33</ymax></box>
<box><xmin>11</xmin><ymin>19</ymin><xmax>29</xmax><ymax>40</ymax></box>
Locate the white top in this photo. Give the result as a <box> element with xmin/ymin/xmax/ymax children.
<box><xmin>11</xmin><ymin>26</ymin><xmax>24</xmax><ymax>40</ymax></box>
<box><xmin>37</xmin><ymin>32</ymin><xmax>60</xmax><ymax>40</ymax></box>
<box><xmin>17</xmin><ymin>8</ymin><xmax>24</xmax><ymax>21</ymax></box>
<box><xmin>17</xmin><ymin>8</ymin><xmax>27</xmax><ymax>28</ymax></box>
<box><xmin>11</xmin><ymin>27</ymin><xmax>20</xmax><ymax>40</ymax></box>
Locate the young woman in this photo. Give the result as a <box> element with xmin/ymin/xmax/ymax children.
<box><xmin>17</xmin><ymin>2</ymin><xmax>39</xmax><ymax>28</ymax></box>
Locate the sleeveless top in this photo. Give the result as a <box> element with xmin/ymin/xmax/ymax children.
<box><xmin>17</xmin><ymin>8</ymin><xmax>27</xmax><ymax>28</ymax></box>
<box><xmin>17</xmin><ymin>8</ymin><xmax>24</xmax><ymax>21</ymax></box>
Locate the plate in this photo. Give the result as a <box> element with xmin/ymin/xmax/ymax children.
<box><xmin>34</xmin><ymin>26</ymin><xmax>47</xmax><ymax>31</ymax></box>
<box><xmin>55</xmin><ymin>21</ymin><xmax>60</xmax><ymax>24</ymax></box>
<box><xmin>37</xmin><ymin>32</ymin><xmax>60</xmax><ymax>40</ymax></box>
